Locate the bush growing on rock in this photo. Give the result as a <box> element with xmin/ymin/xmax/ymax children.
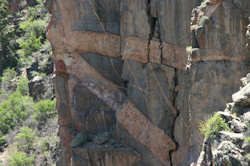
<box><xmin>200</xmin><ymin>113</ymin><xmax>230</xmax><ymax>138</ymax></box>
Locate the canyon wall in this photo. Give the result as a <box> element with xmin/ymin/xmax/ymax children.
<box><xmin>46</xmin><ymin>0</ymin><xmax>250</xmax><ymax>165</ymax></box>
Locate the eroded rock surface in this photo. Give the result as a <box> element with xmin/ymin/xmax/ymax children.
<box><xmin>196</xmin><ymin>73</ymin><xmax>250</xmax><ymax>166</ymax></box>
<box><xmin>47</xmin><ymin>0</ymin><xmax>250</xmax><ymax>165</ymax></box>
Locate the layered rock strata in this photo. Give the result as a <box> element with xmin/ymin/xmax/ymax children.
<box><xmin>46</xmin><ymin>0</ymin><xmax>250</xmax><ymax>165</ymax></box>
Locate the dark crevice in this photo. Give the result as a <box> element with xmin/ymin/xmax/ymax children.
<box><xmin>147</xmin><ymin>0</ymin><xmax>162</xmax><ymax>63</ymax></box>
<box><xmin>157</xmin><ymin>19</ymin><xmax>163</xmax><ymax>64</ymax></box>
<box><xmin>146</xmin><ymin>1</ymin><xmax>180</xmax><ymax>165</ymax></box>
<box><xmin>169</xmin><ymin>68</ymin><xmax>180</xmax><ymax>166</ymax></box>
<box><xmin>146</xmin><ymin>0</ymin><xmax>153</xmax><ymax>62</ymax></box>
<box><xmin>123</xmin><ymin>79</ymin><xmax>129</xmax><ymax>96</ymax></box>
<box><xmin>192</xmin><ymin>30</ymin><xmax>200</xmax><ymax>49</ymax></box>
<box><xmin>146</xmin><ymin>1</ymin><xmax>183</xmax><ymax>165</ymax></box>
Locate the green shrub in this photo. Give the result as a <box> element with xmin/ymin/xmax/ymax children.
<box><xmin>245</xmin><ymin>137</ymin><xmax>250</xmax><ymax>143</ymax></box>
<box><xmin>19</xmin><ymin>19</ymin><xmax>46</xmax><ymax>39</ymax></box>
<box><xmin>0</xmin><ymin>92</ymin><xmax>34</xmax><ymax>134</ymax></box>
<box><xmin>0</xmin><ymin>68</ymin><xmax>17</xmax><ymax>90</ymax></box>
<box><xmin>0</xmin><ymin>136</ymin><xmax>6</xmax><ymax>146</ymax></box>
<box><xmin>21</xmin><ymin>18</ymin><xmax>45</xmax><ymax>33</ymax></box>
<box><xmin>30</xmin><ymin>71</ymin><xmax>46</xmax><ymax>78</ymax></box>
<box><xmin>247</xmin><ymin>153</ymin><xmax>250</xmax><ymax>161</ymax></box>
<box><xmin>0</xmin><ymin>0</ymin><xmax>18</xmax><ymax>73</ymax></box>
<box><xmin>38</xmin><ymin>136</ymin><xmax>58</xmax><ymax>152</ymax></box>
<box><xmin>15</xmin><ymin>127</ymin><xmax>36</xmax><ymax>152</ymax></box>
<box><xmin>34</xmin><ymin>99</ymin><xmax>56</xmax><ymax>122</ymax></box>
<box><xmin>18</xmin><ymin>31</ymin><xmax>43</xmax><ymax>56</ymax></box>
<box><xmin>17</xmin><ymin>77</ymin><xmax>29</xmax><ymax>96</ymax></box>
<box><xmin>7</xmin><ymin>152</ymin><xmax>34</xmax><ymax>166</ymax></box>
<box><xmin>200</xmin><ymin>113</ymin><xmax>230</xmax><ymax>138</ymax></box>
<box><xmin>17</xmin><ymin>18</ymin><xmax>47</xmax><ymax>64</ymax></box>
<box><xmin>1</xmin><ymin>68</ymin><xmax>16</xmax><ymax>82</ymax></box>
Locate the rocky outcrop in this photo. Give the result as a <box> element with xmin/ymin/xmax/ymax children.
<box><xmin>26</xmin><ymin>43</ymin><xmax>54</xmax><ymax>101</ymax></box>
<box><xmin>46</xmin><ymin>0</ymin><xmax>250</xmax><ymax>165</ymax></box>
<box><xmin>196</xmin><ymin>73</ymin><xmax>250</xmax><ymax>166</ymax></box>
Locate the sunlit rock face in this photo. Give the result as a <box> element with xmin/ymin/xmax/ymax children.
<box><xmin>47</xmin><ymin>0</ymin><xmax>250</xmax><ymax>165</ymax></box>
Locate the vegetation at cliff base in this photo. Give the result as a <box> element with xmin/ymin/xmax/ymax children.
<box><xmin>200</xmin><ymin>113</ymin><xmax>230</xmax><ymax>138</ymax></box>
<box><xmin>0</xmin><ymin>0</ymin><xmax>58</xmax><ymax>165</ymax></box>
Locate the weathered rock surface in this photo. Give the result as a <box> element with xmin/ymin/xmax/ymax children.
<box><xmin>196</xmin><ymin>73</ymin><xmax>250</xmax><ymax>166</ymax></box>
<box><xmin>46</xmin><ymin>0</ymin><xmax>250</xmax><ymax>165</ymax></box>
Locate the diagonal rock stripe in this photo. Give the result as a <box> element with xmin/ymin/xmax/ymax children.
<box><xmin>59</xmin><ymin>53</ymin><xmax>176</xmax><ymax>165</ymax></box>
<box><xmin>117</xmin><ymin>101</ymin><xmax>176</xmax><ymax>165</ymax></box>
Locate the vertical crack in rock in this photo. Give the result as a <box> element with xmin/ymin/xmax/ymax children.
<box><xmin>169</xmin><ymin>68</ymin><xmax>180</xmax><ymax>166</ymax></box>
<box><xmin>146</xmin><ymin>1</ymin><xmax>180</xmax><ymax>165</ymax></box>
<box><xmin>146</xmin><ymin>0</ymin><xmax>153</xmax><ymax>62</ymax></box>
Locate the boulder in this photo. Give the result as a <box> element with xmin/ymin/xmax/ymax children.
<box><xmin>232</xmin><ymin>84</ymin><xmax>250</xmax><ymax>107</ymax></box>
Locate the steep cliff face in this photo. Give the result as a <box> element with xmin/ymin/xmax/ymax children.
<box><xmin>46</xmin><ymin>0</ymin><xmax>250</xmax><ymax>166</ymax></box>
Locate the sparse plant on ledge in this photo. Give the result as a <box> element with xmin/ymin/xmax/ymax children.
<box><xmin>200</xmin><ymin>113</ymin><xmax>230</xmax><ymax>138</ymax></box>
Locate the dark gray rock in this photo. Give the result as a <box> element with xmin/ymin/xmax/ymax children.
<box><xmin>213</xmin><ymin>141</ymin><xmax>248</xmax><ymax>166</ymax></box>
<box><xmin>29</xmin><ymin>75</ymin><xmax>54</xmax><ymax>101</ymax></box>
<box><xmin>93</xmin><ymin>132</ymin><xmax>110</xmax><ymax>145</ymax></box>
<box><xmin>71</xmin><ymin>132</ymin><xmax>89</xmax><ymax>148</ymax></box>
<box><xmin>216</xmin><ymin>131</ymin><xmax>244</xmax><ymax>147</ymax></box>
<box><xmin>230</xmin><ymin>119</ymin><xmax>247</xmax><ymax>133</ymax></box>
<box><xmin>217</xmin><ymin>111</ymin><xmax>234</xmax><ymax>122</ymax></box>
<box><xmin>232</xmin><ymin>84</ymin><xmax>250</xmax><ymax>107</ymax></box>
<box><xmin>242</xmin><ymin>141</ymin><xmax>250</xmax><ymax>153</ymax></box>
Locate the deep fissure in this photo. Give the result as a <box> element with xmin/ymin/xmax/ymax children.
<box><xmin>169</xmin><ymin>68</ymin><xmax>180</xmax><ymax>166</ymax></box>
<box><xmin>146</xmin><ymin>1</ymin><xmax>180</xmax><ymax>165</ymax></box>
